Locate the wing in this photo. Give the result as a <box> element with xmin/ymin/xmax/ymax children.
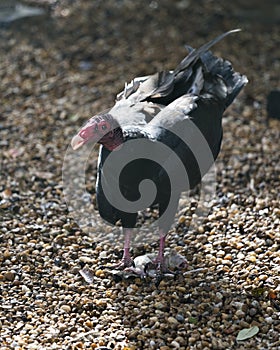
<box><xmin>109</xmin><ymin>99</ymin><xmax>164</xmax><ymax>130</ymax></box>
<box><xmin>144</xmin><ymin>93</ymin><xmax>198</xmax><ymax>138</ymax></box>
<box><xmin>116</xmin><ymin>71</ymin><xmax>174</xmax><ymax>103</ymax></box>
<box><xmin>112</xmin><ymin>29</ymin><xmax>246</xmax><ymax>132</ymax></box>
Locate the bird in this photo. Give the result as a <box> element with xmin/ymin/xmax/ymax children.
<box><xmin>71</xmin><ymin>29</ymin><xmax>248</xmax><ymax>278</ymax></box>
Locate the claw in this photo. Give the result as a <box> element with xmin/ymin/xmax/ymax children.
<box><xmin>144</xmin><ymin>257</ymin><xmax>174</xmax><ymax>280</ymax></box>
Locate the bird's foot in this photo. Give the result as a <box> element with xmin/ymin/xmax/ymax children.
<box><xmin>144</xmin><ymin>258</ymin><xmax>174</xmax><ymax>287</ymax></box>
<box><xmin>144</xmin><ymin>252</ymin><xmax>188</xmax><ymax>285</ymax></box>
<box><xmin>146</xmin><ymin>258</ymin><xmax>170</xmax><ymax>274</ymax></box>
<box><xmin>108</xmin><ymin>254</ymin><xmax>167</xmax><ymax>279</ymax></box>
<box><xmin>104</xmin><ymin>252</ymin><xmax>189</xmax><ymax>283</ymax></box>
<box><xmin>143</xmin><ymin>256</ymin><xmax>172</xmax><ymax>285</ymax></box>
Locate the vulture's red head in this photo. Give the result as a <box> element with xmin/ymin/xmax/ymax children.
<box><xmin>71</xmin><ymin>113</ymin><xmax>123</xmax><ymax>151</ymax></box>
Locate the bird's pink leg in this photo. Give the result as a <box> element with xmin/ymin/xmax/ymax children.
<box><xmin>121</xmin><ymin>228</ymin><xmax>134</xmax><ymax>266</ymax></box>
<box><xmin>154</xmin><ymin>229</ymin><xmax>166</xmax><ymax>267</ymax></box>
<box><xmin>110</xmin><ymin>228</ymin><xmax>134</xmax><ymax>269</ymax></box>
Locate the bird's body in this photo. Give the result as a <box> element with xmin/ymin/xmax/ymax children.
<box><xmin>71</xmin><ymin>30</ymin><xmax>248</xmax><ymax>276</ymax></box>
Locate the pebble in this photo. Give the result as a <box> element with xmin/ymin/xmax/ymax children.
<box><xmin>167</xmin><ymin>316</ymin><xmax>179</xmax><ymax>325</ymax></box>
<box><xmin>95</xmin><ymin>269</ymin><xmax>105</xmax><ymax>277</ymax></box>
<box><xmin>154</xmin><ymin>302</ymin><xmax>166</xmax><ymax>310</ymax></box>
<box><xmin>249</xmin><ymin>308</ymin><xmax>258</xmax><ymax>316</ymax></box>
<box><xmin>3</xmin><ymin>250</ymin><xmax>11</xmax><ymax>259</ymax></box>
<box><xmin>79</xmin><ymin>256</ymin><xmax>94</xmax><ymax>263</ymax></box>
<box><xmin>178</xmin><ymin>215</ymin><xmax>186</xmax><ymax>224</ymax></box>
<box><xmin>246</xmin><ymin>255</ymin><xmax>257</xmax><ymax>263</ymax></box>
<box><xmin>4</xmin><ymin>271</ymin><xmax>15</xmax><ymax>281</ymax></box>
<box><xmin>170</xmin><ymin>340</ymin><xmax>180</xmax><ymax>348</ymax></box>
<box><xmin>175</xmin><ymin>314</ymin><xmax>185</xmax><ymax>322</ymax></box>
<box><xmin>60</xmin><ymin>305</ymin><xmax>72</xmax><ymax>313</ymax></box>
<box><xmin>235</xmin><ymin>309</ymin><xmax>246</xmax><ymax>318</ymax></box>
<box><xmin>265</xmin><ymin>317</ymin><xmax>274</xmax><ymax>324</ymax></box>
<box><xmin>99</xmin><ymin>251</ymin><xmax>107</xmax><ymax>259</ymax></box>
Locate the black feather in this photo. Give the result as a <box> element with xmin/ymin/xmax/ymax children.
<box><xmin>95</xmin><ymin>30</ymin><xmax>248</xmax><ymax>231</ymax></box>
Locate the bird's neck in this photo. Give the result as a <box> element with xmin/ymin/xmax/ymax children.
<box><xmin>99</xmin><ymin>127</ymin><xmax>124</xmax><ymax>151</ymax></box>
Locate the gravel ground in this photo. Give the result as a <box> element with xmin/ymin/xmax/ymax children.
<box><xmin>0</xmin><ymin>0</ymin><xmax>279</xmax><ymax>349</ymax></box>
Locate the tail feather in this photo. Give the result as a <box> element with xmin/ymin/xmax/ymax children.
<box><xmin>201</xmin><ymin>51</ymin><xmax>248</xmax><ymax>107</ymax></box>
<box><xmin>125</xmin><ymin>29</ymin><xmax>247</xmax><ymax>108</ymax></box>
<box><xmin>174</xmin><ymin>29</ymin><xmax>242</xmax><ymax>74</ymax></box>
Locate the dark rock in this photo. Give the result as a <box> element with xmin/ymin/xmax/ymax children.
<box><xmin>267</xmin><ymin>90</ymin><xmax>280</xmax><ymax>120</ymax></box>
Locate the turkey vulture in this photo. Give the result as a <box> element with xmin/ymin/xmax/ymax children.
<box><xmin>71</xmin><ymin>29</ymin><xmax>248</xmax><ymax>276</ymax></box>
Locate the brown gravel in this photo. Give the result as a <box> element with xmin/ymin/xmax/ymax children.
<box><xmin>0</xmin><ymin>0</ymin><xmax>279</xmax><ymax>349</ymax></box>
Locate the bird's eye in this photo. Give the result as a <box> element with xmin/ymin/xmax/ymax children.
<box><xmin>100</xmin><ymin>121</ymin><xmax>110</xmax><ymax>131</ymax></box>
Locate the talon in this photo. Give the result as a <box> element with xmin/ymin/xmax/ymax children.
<box><xmin>143</xmin><ymin>251</ymin><xmax>187</xmax><ymax>284</ymax></box>
<box><xmin>144</xmin><ymin>257</ymin><xmax>172</xmax><ymax>281</ymax></box>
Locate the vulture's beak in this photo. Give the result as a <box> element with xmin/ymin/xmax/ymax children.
<box><xmin>71</xmin><ymin>134</ymin><xmax>85</xmax><ymax>150</ymax></box>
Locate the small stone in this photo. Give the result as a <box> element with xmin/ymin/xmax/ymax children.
<box><xmin>243</xmin><ymin>105</ymin><xmax>253</xmax><ymax>118</ymax></box>
<box><xmin>178</xmin><ymin>215</ymin><xmax>186</xmax><ymax>224</ymax></box>
<box><xmin>174</xmin><ymin>336</ymin><xmax>185</xmax><ymax>345</ymax></box>
<box><xmin>150</xmin><ymin>316</ymin><xmax>158</xmax><ymax>324</ymax></box>
<box><xmin>95</xmin><ymin>299</ymin><xmax>107</xmax><ymax>307</ymax></box>
<box><xmin>154</xmin><ymin>302</ymin><xmax>165</xmax><ymax>310</ymax></box>
<box><xmin>236</xmin><ymin>243</ymin><xmax>244</xmax><ymax>250</ymax></box>
<box><xmin>171</xmin><ymin>340</ymin><xmax>180</xmax><ymax>348</ymax></box>
<box><xmin>167</xmin><ymin>316</ymin><xmax>179</xmax><ymax>325</ymax></box>
<box><xmin>222</xmin><ymin>259</ymin><xmax>232</xmax><ymax>266</ymax></box>
<box><xmin>237</xmin><ymin>252</ymin><xmax>245</xmax><ymax>259</ymax></box>
<box><xmin>221</xmin><ymin>313</ymin><xmax>229</xmax><ymax>320</ymax></box>
<box><xmin>99</xmin><ymin>251</ymin><xmax>107</xmax><ymax>258</ymax></box>
<box><xmin>3</xmin><ymin>250</ymin><xmax>11</xmax><ymax>259</ymax></box>
<box><xmin>216</xmin><ymin>292</ymin><xmax>223</xmax><ymax>300</ymax></box>
<box><xmin>58</xmin><ymin>323</ymin><xmax>67</xmax><ymax>331</ymax></box>
<box><xmin>246</xmin><ymin>255</ymin><xmax>256</xmax><ymax>263</ymax></box>
<box><xmin>95</xmin><ymin>269</ymin><xmax>105</xmax><ymax>277</ymax></box>
<box><xmin>224</xmin><ymin>254</ymin><xmax>232</xmax><ymax>260</ymax></box>
<box><xmin>265</xmin><ymin>316</ymin><xmax>273</xmax><ymax>324</ymax></box>
<box><xmin>175</xmin><ymin>314</ymin><xmax>185</xmax><ymax>322</ymax></box>
<box><xmin>249</xmin><ymin>308</ymin><xmax>258</xmax><ymax>316</ymax></box>
<box><xmin>216</xmin><ymin>250</ymin><xmax>225</xmax><ymax>258</ymax></box>
<box><xmin>60</xmin><ymin>304</ymin><xmax>71</xmax><ymax>313</ymax></box>
<box><xmin>4</xmin><ymin>271</ymin><xmax>15</xmax><ymax>281</ymax></box>
<box><xmin>251</xmin><ymin>300</ymin><xmax>260</xmax><ymax>308</ymax></box>
<box><xmin>85</xmin><ymin>320</ymin><xmax>93</xmax><ymax>328</ymax></box>
<box><xmin>235</xmin><ymin>309</ymin><xmax>245</xmax><ymax>318</ymax></box>
<box><xmin>79</xmin><ymin>256</ymin><xmax>94</xmax><ymax>263</ymax></box>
